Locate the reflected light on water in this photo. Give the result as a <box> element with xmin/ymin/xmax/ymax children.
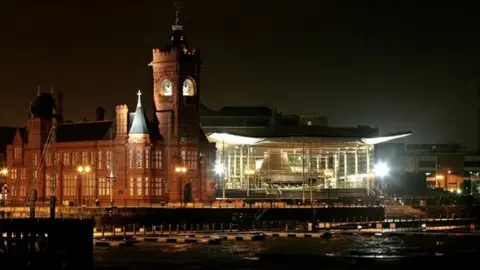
<box><xmin>94</xmin><ymin>235</ymin><xmax>480</xmax><ymax>269</ymax></box>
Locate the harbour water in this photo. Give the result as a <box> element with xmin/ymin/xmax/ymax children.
<box><xmin>94</xmin><ymin>234</ymin><xmax>480</xmax><ymax>269</ymax></box>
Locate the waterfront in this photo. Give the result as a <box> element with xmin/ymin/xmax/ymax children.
<box><xmin>94</xmin><ymin>234</ymin><xmax>480</xmax><ymax>269</ymax></box>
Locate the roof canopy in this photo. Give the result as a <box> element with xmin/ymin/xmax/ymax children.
<box><xmin>206</xmin><ymin>132</ymin><xmax>412</xmax><ymax>147</ymax></box>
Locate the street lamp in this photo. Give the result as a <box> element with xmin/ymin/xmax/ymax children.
<box><xmin>106</xmin><ymin>171</ymin><xmax>116</xmax><ymax>208</ymax></box>
<box><xmin>77</xmin><ymin>165</ymin><xmax>91</xmax><ymax>174</ymax></box>
<box><xmin>1</xmin><ymin>168</ymin><xmax>7</xmax><ymax>176</ymax></box>
<box><xmin>76</xmin><ymin>165</ymin><xmax>91</xmax><ymax>205</ymax></box>
<box><xmin>175</xmin><ymin>166</ymin><xmax>187</xmax><ymax>206</ymax></box>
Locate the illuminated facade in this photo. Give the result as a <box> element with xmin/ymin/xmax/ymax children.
<box><xmin>4</xmin><ymin>11</ymin><xmax>216</xmax><ymax>207</ymax></box>
<box><xmin>206</xmin><ymin>131</ymin><xmax>411</xmax><ymax>200</ymax></box>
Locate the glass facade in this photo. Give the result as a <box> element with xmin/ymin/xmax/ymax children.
<box><xmin>210</xmin><ymin>135</ymin><xmax>374</xmax><ymax>199</ymax></box>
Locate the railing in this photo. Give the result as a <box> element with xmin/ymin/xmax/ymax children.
<box><xmin>0</xmin><ymin>201</ymin><xmax>385</xmax><ymax>211</ymax></box>
<box><xmin>92</xmin><ymin>217</ymin><xmax>476</xmax><ymax>238</ymax></box>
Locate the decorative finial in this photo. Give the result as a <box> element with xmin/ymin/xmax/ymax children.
<box><xmin>136</xmin><ymin>89</ymin><xmax>142</xmax><ymax>107</ymax></box>
<box><xmin>172</xmin><ymin>1</ymin><xmax>183</xmax><ymax>31</ymax></box>
<box><xmin>174</xmin><ymin>1</ymin><xmax>180</xmax><ymax>25</ymax></box>
<box><xmin>37</xmin><ymin>86</ymin><xmax>41</xmax><ymax>96</ymax></box>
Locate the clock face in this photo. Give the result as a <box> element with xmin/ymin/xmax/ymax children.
<box><xmin>182</xmin><ymin>79</ymin><xmax>194</xmax><ymax>96</ymax></box>
<box><xmin>162</xmin><ymin>80</ymin><xmax>172</xmax><ymax>96</ymax></box>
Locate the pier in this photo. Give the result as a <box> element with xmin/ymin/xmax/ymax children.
<box><xmin>0</xmin><ymin>219</ymin><xmax>94</xmax><ymax>268</ymax></box>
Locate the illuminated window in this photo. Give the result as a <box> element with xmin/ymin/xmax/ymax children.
<box><xmin>14</xmin><ymin>147</ymin><xmax>22</xmax><ymax>159</ymax></box>
<box><xmin>136</xmin><ymin>176</ymin><xmax>142</xmax><ymax>196</ymax></box>
<box><xmin>106</xmin><ymin>150</ymin><xmax>112</xmax><ymax>170</ymax></box>
<box><xmin>187</xmin><ymin>150</ymin><xmax>197</xmax><ymax>170</ymax></box>
<box><xmin>145</xmin><ymin>149</ymin><xmax>150</xmax><ymax>169</ymax></box>
<box><xmin>136</xmin><ymin>149</ymin><xmax>143</xmax><ymax>168</ymax></box>
<box><xmin>153</xmin><ymin>150</ymin><xmax>162</xmax><ymax>169</ymax></box>
<box><xmin>63</xmin><ymin>175</ymin><xmax>76</xmax><ymax>196</ymax></box>
<box><xmin>45</xmin><ymin>174</ymin><xmax>58</xmax><ymax>196</ymax></box>
<box><xmin>152</xmin><ymin>177</ymin><xmax>162</xmax><ymax>196</ymax></box>
<box><xmin>72</xmin><ymin>152</ymin><xmax>79</xmax><ymax>165</ymax></box>
<box><xmin>81</xmin><ymin>152</ymin><xmax>88</xmax><ymax>164</ymax></box>
<box><xmin>10</xmin><ymin>169</ymin><xmax>17</xmax><ymax>180</ymax></box>
<box><xmin>90</xmin><ymin>151</ymin><xmax>96</xmax><ymax>165</ymax></box>
<box><xmin>129</xmin><ymin>177</ymin><xmax>134</xmax><ymax>195</ymax></box>
<box><xmin>63</xmin><ymin>152</ymin><xmax>70</xmax><ymax>165</ymax></box>
<box><xmin>129</xmin><ymin>149</ymin><xmax>134</xmax><ymax>168</ymax></box>
<box><xmin>181</xmin><ymin>150</ymin><xmax>186</xmax><ymax>163</ymax></box>
<box><xmin>98</xmin><ymin>151</ymin><xmax>102</xmax><ymax>169</ymax></box>
<box><xmin>145</xmin><ymin>177</ymin><xmax>149</xmax><ymax>196</ymax></box>
<box><xmin>81</xmin><ymin>174</ymin><xmax>95</xmax><ymax>196</ymax></box>
<box><xmin>98</xmin><ymin>177</ymin><xmax>110</xmax><ymax>196</ymax></box>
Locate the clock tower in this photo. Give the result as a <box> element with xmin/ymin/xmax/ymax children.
<box><xmin>149</xmin><ymin>9</ymin><xmax>214</xmax><ymax>203</ymax></box>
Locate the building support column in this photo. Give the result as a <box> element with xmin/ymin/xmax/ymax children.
<box><xmin>344</xmin><ymin>151</ymin><xmax>348</xmax><ymax>187</ymax></box>
<box><xmin>366</xmin><ymin>147</ymin><xmax>371</xmax><ymax>173</ymax></box>
<box><xmin>233</xmin><ymin>149</ymin><xmax>237</xmax><ymax>186</ymax></box>
<box><xmin>354</xmin><ymin>148</ymin><xmax>359</xmax><ymax>175</ymax></box>
<box><xmin>227</xmin><ymin>153</ymin><xmax>231</xmax><ymax>186</ymax></box>
<box><xmin>239</xmin><ymin>146</ymin><xmax>244</xmax><ymax>187</ymax></box>
<box><xmin>333</xmin><ymin>153</ymin><xmax>338</xmax><ymax>188</ymax></box>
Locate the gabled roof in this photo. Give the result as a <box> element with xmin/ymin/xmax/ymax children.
<box><xmin>56</xmin><ymin>121</ymin><xmax>113</xmax><ymax>142</ymax></box>
<box><xmin>0</xmin><ymin>126</ymin><xmax>25</xmax><ymax>154</ymax></box>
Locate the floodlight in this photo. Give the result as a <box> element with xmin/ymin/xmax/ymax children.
<box><xmin>373</xmin><ymin>162</ymin><xmax>389</xmax><ymax>177</ymax></box>
<box><xmin>214</xmin><ymin>163</ymin><xmax>225</xmax><ymax>175</ymax></box>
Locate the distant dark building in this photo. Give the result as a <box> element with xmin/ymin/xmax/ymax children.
<box><xmin>383</xmin><ymin>172</ymin><xmax>427</xmax><ymax>195</ymax></box>
<box><xmin>199</xmin><ymin>105</ymin><xmax>378</xmax><ymax>138</ymax></box>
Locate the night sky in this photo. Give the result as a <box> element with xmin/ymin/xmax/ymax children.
<box><xmin>1</xmin><ymin>1</ymin><xmax>480</xmax><ymax>149</ymax></box>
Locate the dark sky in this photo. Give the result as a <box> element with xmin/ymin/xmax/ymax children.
<box><xmin>1</xmin><ymin>1</ymin><xmax>480</xmax><ymax>149</ymax></box>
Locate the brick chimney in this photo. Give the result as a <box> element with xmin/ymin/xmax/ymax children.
<box><xmin>96</xmin><ymin>106</ymin><xmax>105</xmax><ymax>121</ymax></box>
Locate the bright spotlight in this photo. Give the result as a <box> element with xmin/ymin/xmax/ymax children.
<box><xmin>373</xmin><ymin>162</ymin><xmax>389</xmax><ymax>177</ymax></box>
<box><xmin>214</xmin><ymin>163</ymin><xmax>224</xmax><ymax>175</ymax></box>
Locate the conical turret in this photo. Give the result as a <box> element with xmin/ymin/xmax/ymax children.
<box><xmin>129</xmin><ymin>90</ymin><xmax>150</xmax><ymax>138</ymax></box>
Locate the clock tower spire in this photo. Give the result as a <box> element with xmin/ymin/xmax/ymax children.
<box><xmin>148</xmin><ymin>6</ymin><xmax>214</xmax><ymax>203</ymax></box>
<box><xmin>171</xmin><ymin>1</ymin><xmax>186</xmax><ymax>47</ymax></box>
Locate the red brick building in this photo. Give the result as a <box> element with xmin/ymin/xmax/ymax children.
<box><xmin>4</xmin><ymin>14</ymin><xmax>216</xmax><ymax>207</ymax></box>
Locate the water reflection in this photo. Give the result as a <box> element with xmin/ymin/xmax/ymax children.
<box><xmin>94</xmin><ymin>235</ymin><xmax>480</xmax><ymax>269</ymax></box>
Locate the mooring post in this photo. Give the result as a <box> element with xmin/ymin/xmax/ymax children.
<box><xmin>190</xmin><ymin>224</ymin><xmax>193</xmax><ymax>232</ymax></box>
<box><xmin>229</xmin><ymin>222</ymin><xmax>232</xmax><ymax>232</ymax></box>
<box><xmin>152</xmin><ymin>225</ymin><xmax>155</xmax><ymax>235</ymax></box>
<box><xmin>133</xmin><ymin>224</ymin><xmax>136</xmax><ymax>236</ymax></box>
<box><xmin>184</xmin><ymin>224</ymin><xmax>187</xmax><ymax>232</ymax></box>
<box><xmin>101</xmin><ymin>225</ymin><xmax>105</xmax><ymax>237</ymax></box>
<box><xmin>168</xmin><ymin>224</ymin><xmax>171</xmax><ymax>234</ymax></box>
<box><xmin>176</xmin><ymin>224</ymin><xmax>179</xmax><ymax>234</ymax></box>
<box><xmin>212</xmin><ymin>223</ymin><xmax>215</xmax><ymax>231</ymax></box>
<box><xmin>221</xmin><ymin>223</ymin><xmax>224</xmax><ymax>232</ymax></box>
<box><xmin>197</xmin><ymin>224</ymin><xmax>199</xmax><ymax>232</ymax></box>
<box><xmin>123</xmin><ymin>225</ymin><xmax>126</xmax><ymax>236</ymax></box>
<box><xmin>143</xmin><ymin>225</ymin><xmax>146</xmax><ymax>236</ymax></box>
